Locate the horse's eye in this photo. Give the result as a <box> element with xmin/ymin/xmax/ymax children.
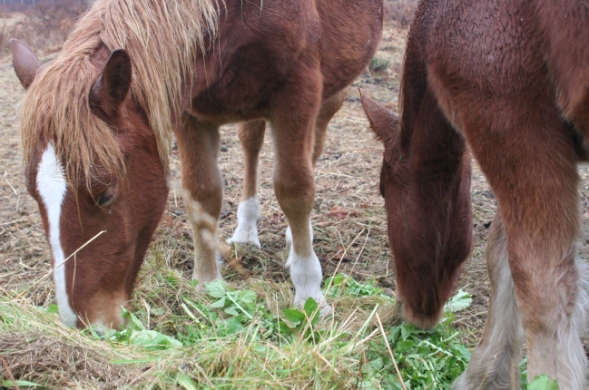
<box><xmin>96</xmin><ymin>188</ymin><xmax>116</xmax><ymax>207</ymax></box>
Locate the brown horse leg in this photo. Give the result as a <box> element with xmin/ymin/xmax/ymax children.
<box><xmin>453</xmin><ymin>214</ymin><xmax>524</xmax><ymax>390</ymax></box>
<box><xmin>270</xmin><ymin>70</ymin><xmax>331</xmax><ymax>314</ymax></box>
<box><xmin>505</xmin><ymin>216</ymin><xmax>586</xmax><ymax>389</ymax></box>
<box><xmin>231</xmin><ymin>91</ymin><xmax>347</xmax><ymax>250</ymax></box>
<box><xmin>176</xmin><ymin>114</ymin><xmax>223</xmax><ymax>283</ymax></box>
<box><xmin>313</xmin><ymin>89</ymin><xmax>346</xmax><ymax>165</ymax></box>
<box><xmin>509</xmin><ymin>236</ymin><xmax>587</xmax><ymax>388</ymax></box>
<box><xmin>500</xmin><ymin>154</ymin><xmax>585</xmax><ymax>388</ymax></box>
<box><xmin>463</xmin><ymin>109</ymin><xmax>587</xmax><ymax>388</ymax></box>
<box><xmin>229</xmin><ymin>119</ymin><xmax>266</xmax><ymax>247</ymax></box>
<box><xmin>284</xmin><ymin>89</ymin><xmax>347</xmax><ymax>246</ymax></box>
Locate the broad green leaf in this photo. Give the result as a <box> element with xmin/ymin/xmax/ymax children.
<box><xmin>121</xmin><ymin>308</ymin><xmax>145</xmax><ymax>331</ymax></box>
<box><xmin>210</xmin><ymin>297</ymin><xmax>226</xmax><ymax>308</ymax></box>
<box><xmin>331</xmin><ymin>273</ymin><xmax>347</xmax><ymax>286</ymax></box>
<box><xmin>128</xmin><ymin>330</ymin><xmax>182</xmax><ymax>350</ymax></box>
<box><xmin>303</xmin><ymin>298</ymin><xmax>319</xmax><ymax>317</ymax></box>
<box><xmin>528</xmin><ymin>375</ymin><xmax>559</xmax><ymax>390</ymax></box>
<box><xmin>220</xmin><ymin>317</ymin><xmax>245</xmax><ymax>335</ymax></box>
<box><xmin>45</xmin><ymin>304</ymin><xmax>59</xmax><ymax>314</ymax></box>
<box><xmin>396</xmin><ymin>339</ymin><xmax>415</xmax><ymax>353</ymax></box>
<box><xmin>283</xmin><ymin>308</ymin><xmax>305</xmax><ymax>323</ymax></box>
<box><xmin>176</xmin><ymin>373</ymin><xmax>198</xmax><ymax>390</ymax></box>
<box><xmin>400</xmin><ymin>323</ymin><xmax>414</xmax><ymax>340</ymax></box>
<box><xmin>452</xmin><ymin>344</ymin><xmax>472</xmax><ymax>360</ymax></box>
<box><xmin>389</xmin><ymin>325</ymin><xmax>402</xmax><ymax>344</ymax></box>
<box><xmin>150</xmin><ymin>307</ymin><xmax>165</xmax><ymax>316</ymax></box>
<box><xmin>206</xmin><ymin>279</ymin><xmax>227</xmax><ymax>298</ymax></box>
<box><xmin>278</xmin><ymin>320</ymin><xmax>294</xmax><ymax>334</ymax></box>
<box><xmin>444</xmin><ymin>289</ymin><xmax>472</xmax><ymax>313</ymax></box>
<box><xmin>368</xmin><ymin>357</ymin><xmax>384</xmax><ymax>370</ymax></box>
<box><xmin>240</xmin><ymin>290</ymin><xmax>257</xmax><ymax>304</ymax></box>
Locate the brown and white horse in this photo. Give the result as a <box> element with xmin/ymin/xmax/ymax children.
<box><xmin>11</xmin><ymin>0</ymin><xmax>383</xmax><ymax>330</ymax></box>
<box><xmin>362</xmin><ymin>0</ymin><xmax>589</xmax><ymax>388</ymax></box>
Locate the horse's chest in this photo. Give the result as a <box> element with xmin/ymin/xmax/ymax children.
<box><xmin>187</xmin><ymin>43</ymin><xmax>298</xmax><ymax>124</ymax></box>
<box><xmin>190</xmin><ymin>79</ymin><xmax>275</xmax><ymax>123</ymax></box>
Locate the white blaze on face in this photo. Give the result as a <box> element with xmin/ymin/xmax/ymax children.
<box><xmin>36</xmin><ymin>144</ymin><xmax>77</xmax><ymax>327</ymax></box>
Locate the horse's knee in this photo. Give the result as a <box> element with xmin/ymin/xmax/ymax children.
<box><xmin>238</xmin><ymin>119</ymin><xmax>265</xmax><ymax>149</ymax></box>
<box><xmin>273</xmin><ymin>168</ymin><xmax>315</xmax><ymax>214</ymax></box>
<box><xmin>183</xmin><ymin>182</ymin><xmax>223</xmax><ymax>222</ymax></box>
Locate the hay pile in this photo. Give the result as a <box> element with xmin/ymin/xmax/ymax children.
<box><xmin>0</xmin><ymin>333</ymin><xmax>138</xmax><ymax>389</ymax></box>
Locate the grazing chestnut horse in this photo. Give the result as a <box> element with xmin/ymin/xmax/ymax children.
<box><xmin>362</xmin><ymin>0</ymin><xmax>589</xmax><ymax>388</ymax></box>
<box><xmin>11</xmin><ymin>0</ymin><xmax>383</xmax><ymax>330</ymax></box>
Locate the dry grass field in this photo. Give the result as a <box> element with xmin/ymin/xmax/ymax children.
<box><xmin>1</xmin><ymin>1</ymin><xmax>589</xmax><ymax>388</ymax></box>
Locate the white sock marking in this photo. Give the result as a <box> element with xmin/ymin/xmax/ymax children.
<box><xmin>228</xmin><ymin>196</ymin><xmax>262</xmax><ymax>247</ymax></box>
<box><xmin>286</xmin><ymin>246</ymin><xmax>332</xmax><ymax>316</ymax></box>
<box><xmin>37</xmin><ymin>144</ymin><xmax>77</xmax><ymax>327</ymax></box>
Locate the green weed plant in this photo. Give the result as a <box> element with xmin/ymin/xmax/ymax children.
<box><xmin>0</xmin><ymin>272</ymin><xmax>559</xmax><ymax>389</ymax></box>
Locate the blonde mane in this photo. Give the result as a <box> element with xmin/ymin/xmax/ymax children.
<box><xmin>20</xmin><ymin>0</ymin><xmax>219</xmax><ymax>186</ymax></box>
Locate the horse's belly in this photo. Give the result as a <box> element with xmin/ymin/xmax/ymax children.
<box><xmin>185</xmin><ymin>0</ymin><xmax>383</xmax><ymax>124</ymax></box>
<box><xmin>316</xmin><ymin>0</ymin><xmax>383</xmax><ymax>97</ymax></box>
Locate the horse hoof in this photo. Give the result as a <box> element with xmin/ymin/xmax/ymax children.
<box><xmin>319</xmin><ymin>302</ymin><xmax>334</xmax><ymax>318</ymax></box>
<box><xmin>192</xmin><ymin>272</ymin><xmax>222</xmax><ymax>289</ymax></box>
<box><xmin>294</xmin><ymin>299</ymin><xmax>333</xmax><ymax>320</ymax></box>
<box><xmin>226</xmin><ymin>235</ymin><xmax>261</xmax><ymax>248</ymax></box>
<box><xmin>230</xmin><ymin>197</ymin><xmax>262</xmax><ymax>247</ymax></box>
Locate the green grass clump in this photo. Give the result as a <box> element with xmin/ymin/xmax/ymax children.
<box><xmin>0</xmin><ymin>269</ymin><xmax>479</xmax><ymax>389</ymax></box>
<box><xmin>1</xmin><ymin>269</ymin><xmax>557</xmax><ymax>389</ymax></box>
<box><xmin>369</xmin><ymin>57</ymin><xmax>391</xmax><ymax>74</ymax></box>
<box><xmin>10</xmin><ymin>247</ymin><xmax>543</xmax><ymax>390</ymax></box>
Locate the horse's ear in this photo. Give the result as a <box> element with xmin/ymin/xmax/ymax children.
<box><xmin>89</xmin><ymin>49</ymin><xmax>132</xmax><ymax>120</ymax></box>
<box><xmin>10</xmin><ymin>39</ymin><xmax>41</xmax><ymax>90</ymax></box>
<box><xmin>359</xmin><ymin>89</ymin><xmax>399</xmax><ymax>144</ymax></box>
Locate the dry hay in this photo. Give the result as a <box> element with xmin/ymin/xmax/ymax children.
<box><xmin>0</xmin><ymin>333</ymin><xmax>138</xmax><ymax>389</ymax></box>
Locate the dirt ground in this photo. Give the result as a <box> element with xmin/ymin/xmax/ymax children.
<box><xmin>1</xmin><ymin>20</ymin><xmax>589</xmax><ymax>352</ymax></box>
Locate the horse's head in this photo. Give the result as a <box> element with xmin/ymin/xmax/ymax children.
<box><xmin>11</xmin><ymin>40</ymin><xmax>169</xmax><ymax>330</ymax></box>
<box><xmin>360</xmin><ymin>90</ymin><xmax>472</xmax><ymax>329</ymax></box>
